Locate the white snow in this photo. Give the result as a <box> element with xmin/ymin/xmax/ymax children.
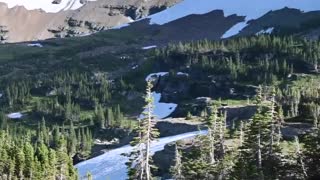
<box><xmin>76</xmin><ymin>130</ymin><xmax>207</xmax><ymax>180</ymax></box>
<box><xmin>151</xmin><ymin>92</ymin><xmax>178</xmax><ymax>119</ymax></box>
<box><xmin>142</xmin><ymin>72</ymin><xmax>178</xmax><ymax>119</ymax></box>
<box><xmin>142</xmin><ymin>45</ymin><xmax>157</xmax><ymax>50</ymax></box>
<box><xmin>7</xmin><ymin>112</ymin><xmax>23</xmax><ymax>119</ymax></box>
<box><xmin>144</xmin><ymin>0</ymin><xmax>319</xmax><ymax>38</ymax></box>
<box><xmin>222</xmin><ymin>22</ymin><xmax>248</xmax><ymax>38</ymax></box>
<box><xmin>131</xmin><ymin>65</ymin><xmax>139</xmax><ymax>70</ymax></box>
<box><xmin>112</xmin><ymin>23</ymin><xmax>130</xmax><ymax>30</ymax></box>
<box><xmin>177</xmin><ymin>72</ymin><xmax>189</xmax><ymax>76</ymax></box>
<box><xmin>256</xmin><ymin>27</ymin><xmax>274</xmax><ymax>35</ymax></box>
<box><xmin>0</xmin><ymin>0</ymin><xmax>96</xmax><ymax>13</ymax></box>
<box><xmin>112</xmin><ymin>17</ymin><xmax>134</xmax><ymax>29</ymax></box>
<box><xmin>148</xmin><ymin>0</ymin><xmax>319</xmax><ymax>24</ymax></box>
<box><xmin>0</xmin><ymin>93</ymin><xmax>2</xmax><ymax>98</ymax></box>
<box><xmin>145</xmin><ymin>72</ymin><xmax>169</xmax><ymax>81</ymax></box>
<box><xmin>27</xmin><ymin>43</ymin><xmax>43</xmax><ymax>48</ymax></box>
<box><xmin>2</xmin><ymin>0</ymin><xmax>318</xmax><ymax>36</ymax></box>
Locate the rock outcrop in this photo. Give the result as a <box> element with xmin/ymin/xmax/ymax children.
<box><xmin>0</xmin><ymin>0</ymin><xmax>181</xmax><ymax>42</ymax></box>
<box><xmin>0</xmin><ymin>25</ymin><xmax>8</xmax><ymax>43</ymax></box>
<box><xmin>156</xmin><ymin>118</ymin><xmax>204</xmax><ymax>137</ymax></box>
<box><xmin>153</xmin><ymin>139</ymin><xmax>195</xmax><ymax>179</ymax></box>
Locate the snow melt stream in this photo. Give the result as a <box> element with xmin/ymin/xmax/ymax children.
<box><xmin>76</xmin><ymin>130</ymin><xmax>207</xmax><ymax>180</ymax></box>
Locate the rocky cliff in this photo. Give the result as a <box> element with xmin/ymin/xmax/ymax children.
<box><xmin>0</xmin><ymin>0</ymin><xmax>181</xmax><ymax>42</ymax></box>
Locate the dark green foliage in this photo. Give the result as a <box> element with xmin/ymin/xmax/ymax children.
<box><xmin>302</xmin><ymin>128</ymin><xmax>320</xmax><ymax>179</ymax></box>
<box><xmin>154</xmin><ymin>35</ymin><xmax>320</xmax><ymax>85</ymax></box>
<box><xmin>0</xmin><ymin>130</ymin><xmax>78</xmax><ymax>179</ymax></box>
<box><xmin>126</xmin><ymin>81</ymin><xmax>159</xmax><ymax>180</ymax></box>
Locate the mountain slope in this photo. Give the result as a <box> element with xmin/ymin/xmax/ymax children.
<box><xmin>0</xmin><ymin>0</ymin><xmax>92</xmax><ymax>13</ymax></box>
<box><xmin>2</xmin><ymin>0</ymin><xmax>320</xmax><ymax>43</ymax></box>
<box><xmin>124</xmin><ymin>0</ymin><xmax>320</xmax><ymax>39</ymax></box>
<box><xmin>0</xmin><ymin>0</ymin><xmax>181</xmax><ymax>42</ymax></box>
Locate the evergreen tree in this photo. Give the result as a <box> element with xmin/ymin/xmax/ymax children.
<box><xmin>302</xmin><ymin>128</ymin><xmax>320</xmax><ymax>178</ymax></box>
<box><xmin>127</xmin><ymin>81</ymin><xmax>159</xmax><ymax>180</ymax></box>
<box><xmin>107</xmin><ymin>108</ymin><xmax>114</xmax><ymax>127</ymax></box>
<box><xmin>171</xmin><ymin>144</ymin><xmax>183</xmax><ymax>180</ymax></box>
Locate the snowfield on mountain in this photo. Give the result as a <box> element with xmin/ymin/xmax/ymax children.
<box><xmin>0</xmin><ymin>0</ymin><xmax>96</xmax><ymax>12</ymax></box>
<box><xmin>76</xmin><ymin>130</ymin><xmax>207</xmax><ymax>180</ymax></box>
<box><xmin>146</xmin><ymin>0</ymin><xmax>320</xmax><ymax>37</ymax></box>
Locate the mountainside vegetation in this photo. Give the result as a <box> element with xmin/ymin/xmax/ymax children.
<box><xmin>0</xmin><ymin>33</ymin><xmax>319</xmax><ymax>179</ymax></box>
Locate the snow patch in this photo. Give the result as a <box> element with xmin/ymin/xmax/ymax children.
<box><xmin>151</xmin><ymin>92</ymin><xmax>177</xmax><ymax>119</ymax></box>
<box><xmin>143</xmin><ymin>0</ymin><xmax>320</xmax><ymax>38</ymax></box>
<box><xmin>177</xmin><ymin>72</ymin><xmax>189</xmax><ymax>76</ymax></box>
<box><xmin>27</xmin><ymin>43</ymin><xmax>43</xmax><ymax>48</ymax></box>
<box><xmin>142</xmin><ymin>72</ymin><xmax>177</xmax><ymax>119</ymax></box>
<box><xmin>112</xmin><ymin>23</ymin><xmax>130</xmax><ymax>30</ymax></box>
<box><xmin>0</xmin><ymin>93</ymin><xmax>2</xmax><ymax>98</ymax></box>
<box><xmin>7</xmin><ymin>112</ymin><xmax>23</xmax><ymax>119</ymax></box>
<box><xmin>222</xmin><ymin>22</ymin><xmax>248</xmax><ymax>38</ymax></box>
<box><xmin>145</xmin><ymin>72</ymin><xmax>168</xmax><ymax>81</ymax></box>
<box><xmin>76</xmin><ymin>130</ymin><xmax>207</xmax><ymax>180</ymax></box>
<box><xmin>148</xmin><ymin>0</ymin><xmax>319</xmax><ymax>25</ymax></box>
<box><xmin>142</xmin><ymin>45</ymin><xmax>157</xmax><ymax>50</ymax></box>
<box><xmin>112</xmin><ymin>17</ymin><xmax>134</xmax><ymax>29</ymax></box>
<box><xmin>256</xmin><ymin>27</ymin><xmax>274</xmax><ymax>35</ymax></box>
<box><xmin>131</xmin><ymin>65</ymin><xmax>139</xmax><ymax>70</ymax></box>
<box><xmin>0</xmin><ymin>0</ymin><xmax>96</xmax><ymax>13</ymax></box>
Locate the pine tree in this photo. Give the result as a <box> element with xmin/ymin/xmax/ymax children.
<box><xmin>95</xmin><ymin>104</ymin><xmax>105</xmax><ymax>129</ymax></box>
<box><xmin>232</xmin><ymin>101</ymin><xmax>272</xmax><ymax>179</ymax></box>
<box><xmin>205</xmin><ymin>105</ymin><xmax>218</xmax><ymax>164</ymax></box>
<box><xmin>127</xmin><ymin>81</ymin><xmax>159</xmax><ymax>180</ymax></box>
<box><xmin>23</xmin><ymin>142</ymin><xmax>35</xmax><ymax>179</ymax></box>
<box><xmin>295</xmin><ymin>136</ymin><xmax>308</xmax><ymax>179</ymax></box>
<box><xmin>302</xmin><ymin>128</ymin><xmax>320</xmax><ymax>178</ymax></box>
<box><xmin>48</xmin><ymin>149</ymin><xmax>57</xmax><ymax>179</ymax></box>
<box><xmin>87</xmin><ymin>172</ymin><xmax>93</xmax><ymax>180</ymax></box>
<box><xmin>107</xmin><ymin>108</ymin><xmax>114</xmax><ymax>127</ymax></box>
<box><xmin>171</xmin><ymin>144</ymin><xmax>183</xmax><ymax>180</ymax></box>
<box><xmin>114</xmin><ymin>104</ymin><xmax>123</xmax><ymax>127</ymax></box>
<box><xmin>40</xmin><ymin>117</ymin><xmax>49</xmax><ymax>146</ymax></box>
<box><xmin>67</xmin><ymin>120</ymin><xmax>77</xmax><ymax>156</ymax></box>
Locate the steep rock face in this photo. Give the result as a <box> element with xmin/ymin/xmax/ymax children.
<box><xmin>2</xmin><ymin>0</ymin><xmax>320</xmax><ymax>43</ymax></box>
<box><xmin>0</xmin><ymin>3</ymin><xmax>67</xmax><ymax>42</ymax></box>
<box><xmin>0</xmin><ymin>0</ymin><xmax>181</xmax><ymax>42</ymax></box>
<box><xmin>0</xmin><ymin>25</ymin><xmax>8</xmax><ymax>43</ymax></box>
<box><xmin>239</xmin><ymin>7</ymin><xmax>320</xmax><ymax>37</ymax></box>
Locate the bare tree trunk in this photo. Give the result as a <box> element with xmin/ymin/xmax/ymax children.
<box><xmin>208</xmin><ymin>128</ymin><xmax>215</xmax><ymax>164</ymax></box>
<box><xmin>270</xmin><ymin>95</ymin><xmax>275</xmax><ymax>120</ymax></box>
<box><xmin>239</xmin><ymin>121</ymin><xmax>244</xmax><ymax>147</ymax></box>
<box><xmin>277</xmin><ymin>120</ymin><xmax>282</xmax><ymax>146</ymax></box>
<box><xmin>173</xmin><ymin>144</ymin><xmax>183</xmax><ymax>180</ymax></box>
<box><xmin>60</xmin><ymin>166</ymin><xmax>63</xmax><ymax>180</ymax></box>
<box><xmin>219</xmin><ymin>120</ymin><xmax>225</xmax><ymax>157</ymax></box>
<box><xmin>139</xmin><ymin>130</ymin><xmax>145</xmax><ymax>180</ymax></box>
<box><xmin>270</xmin><ymin>123</ymin><xmax>274</xmax><ymax>154</ymax></box>
<box><xmin>257</xmin><ymin>131</ymin><xmax>264</xmax><ymax>180</ymax></box>
<box><xmin>144</xmin><ymin>81</ymin><xmax>157</xmax><ymax>180</ymax></box>
<box><xmin>145</xmin><ymin>100</ymin><xmax>152</xmax><ymax>180</ymax></box>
